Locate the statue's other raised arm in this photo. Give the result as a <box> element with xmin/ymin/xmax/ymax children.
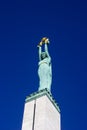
<box><xmin>45</xmin><ymin>43</ymin><xmax>50</xmax><ymax>57</ymax></box>
<box><xmin>38</xmin><ymin>46</ymin><xmax>42</xmax><ymax>61</ymax></box>
<box><xmin>37</xmin><ymin>41</ymin><xmax>43</xmax><ymax>61</ymax></box>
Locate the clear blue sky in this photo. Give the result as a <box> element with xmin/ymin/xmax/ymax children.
<box><xmin>0</xmin><ymin>0</ymin><xmax>87</xmax><ymax>130</ymax></box>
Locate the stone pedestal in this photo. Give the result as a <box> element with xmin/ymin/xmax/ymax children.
<box><xmin>22</xmin><ymin>89</ymin><xmax>61</xmax><ymax>130</ymax></box>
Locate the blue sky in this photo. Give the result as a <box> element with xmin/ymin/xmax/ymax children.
<box><xmin>0</xmin><ymin>0</ymin><xmax>87</xmax><ymax>130</ymax></box>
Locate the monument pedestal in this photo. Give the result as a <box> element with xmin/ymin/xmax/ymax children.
<box><xmin>22</xmin><ymin>89</ymin><xmax>61</xmax><ymax>130</ymax></box>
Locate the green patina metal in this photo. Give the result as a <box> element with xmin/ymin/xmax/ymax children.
<box><xmin>25</xmin><ymin>89</ymin><xmax>60</xmax><ymax>113</ymax></box>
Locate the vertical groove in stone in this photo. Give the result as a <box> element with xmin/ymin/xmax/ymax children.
<box><xmin>32</xmin><ymin>99</ymin><xmax>36</xmax><ymax>130</ymax></box>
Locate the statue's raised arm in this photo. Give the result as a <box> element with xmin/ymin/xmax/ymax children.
<box><xmin>37</xmin><ymin>37</ymin><xmax>52</xmax><ymax>92</ymax></box>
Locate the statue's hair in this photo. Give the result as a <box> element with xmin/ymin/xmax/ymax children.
<box><xmin>41</xmin><ymin>52</ymin><xmax>48</xmax><ymax>60</ymax></box>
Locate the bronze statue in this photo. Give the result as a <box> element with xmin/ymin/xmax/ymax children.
<box><xmin>37</xmin><ymin>37</ymin><xmax>52</xmax><ymax>92</ymax></box>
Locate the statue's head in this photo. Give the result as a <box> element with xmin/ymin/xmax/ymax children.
<box><xmin>41</xmin><ymin>52</ymin><xmax>47</xmax><ymax>60</ymax></box>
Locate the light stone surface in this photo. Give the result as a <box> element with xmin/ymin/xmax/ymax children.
<box><xmin>22</xmin><ymin>95</ymin><xmax>60</xmax><ymax>130</ymax></box>
<box><xmin>22</xmin><ymin>100</ymin><xmax>34</xmax><ymax>130</ymax></box>
<box><xmin>34</xmin><ymin>95</ymin><xmax>60</xmax><ymax>130</ymax></box>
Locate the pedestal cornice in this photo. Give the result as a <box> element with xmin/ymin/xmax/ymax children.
<box><xmin>25</xmin><ymin>88</ymin><xmax>60</xmax><ymax>113</ymax></box>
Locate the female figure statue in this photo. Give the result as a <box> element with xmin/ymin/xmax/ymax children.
<box><xmin>38</xmin><ymin>37</ymin><xmax>52</xmax><ymax>92</ymax></box>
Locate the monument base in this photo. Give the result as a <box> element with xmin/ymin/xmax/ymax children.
<box><xmin>22</xmin><ymin>89</ymin><xmax>61</xmax><ymax>130</ymax></box>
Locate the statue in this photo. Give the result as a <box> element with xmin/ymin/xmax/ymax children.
<box><xmin>37</xmin><ymin>37</ymin><xmax>52</xmax><ymax>92</ymax></box>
